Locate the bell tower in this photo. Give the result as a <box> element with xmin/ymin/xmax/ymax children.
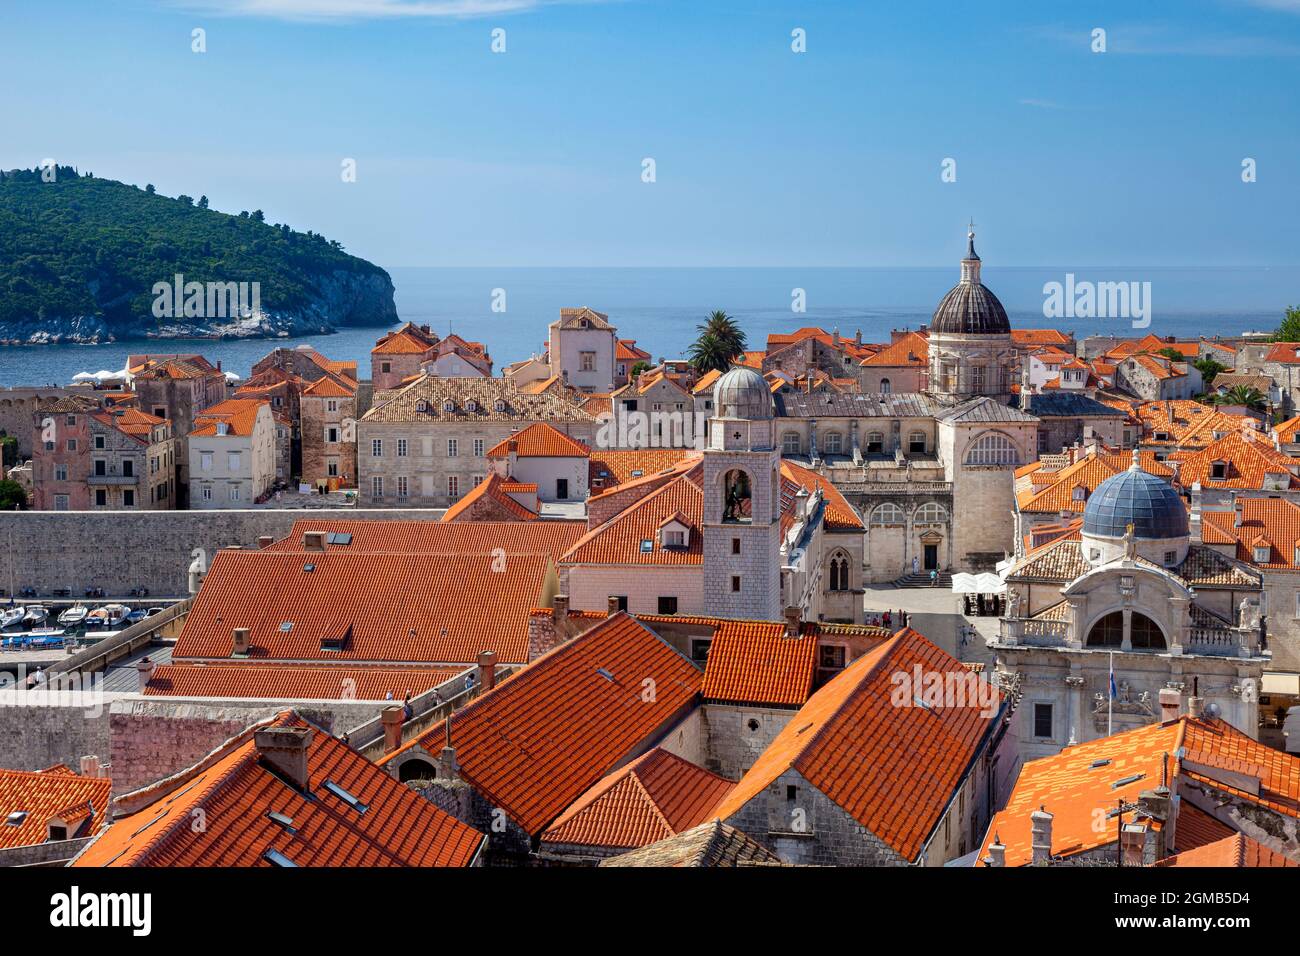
<box><xmin>702</xmin><ymin>366</ymin><xmax>784</xmax><ymax>620</ymax></box>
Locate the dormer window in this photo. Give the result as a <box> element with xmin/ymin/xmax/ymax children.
<box><xmin>443</xmin><ymin>400</ymin><xmax>455</xmax><ymax>412</ymax></box>
<box><xmin>1072</xmin><ymin>485</ymin><xmax>1088</xmax><ymax>502</ymax></box>
<box><xmin>1210</xmin><ymin>461</ymin><xmax>1228</xmax><ymax>480</ymax></box>
<box><xmin>1154</xmin><ymin>432</ymin><xmax>1171</xmax><ymax>441</ymax></box>
<box><xmin>494</xmin><ymin>400</ymin><xmax>506</xmax><ymax>412</ymax></box>
<box><xmin>664</xmin><ymin>529</ymin><xmax>685</xmax><ymax>548</ymax></box>
<box><xmin>416</xmin><ymin>400</ymin><xmax>428</xmax><ymax>412</ymax></box>
<box><xmin>466</xmin><ymin>400</ymin><xmax>477</xmax><ymax>412</ymax></box>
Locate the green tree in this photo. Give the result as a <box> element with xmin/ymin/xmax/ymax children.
<box><xmin>688</xmin><ymin>310</ymin><xmax>748</xmax><ymax>373</ymax></box>
<box><xmin>0</xmin><ymin>432</ymin><xmax>15</xmax><ymax>468</ymax></box>
<box><xmin>144</xmin><ymin>184</ymin><xmax>155</xmax><ymax>195</ymax></box>
<box><xmin>1157</xmin><ymin>347</ymin><xmax>1185</xmax><ymax>362</ymax></box>
<box><xmin>0</xmin><ymin>479</ymin><xmax>26</xmax><ymax>510</ymax></box>
<box><xmin>1213</xmin><ymin>385</ymin><xmax>1267</xmax><ymax>411</ymax></box>
<box><xmin>1273</xmin><ymin>305</ymin><xmax>1300</xmax><ymax>341</ymax></box>
<box><xmin>197</xmin><ymin>195</ymin><xmax>209</xmax><ymax>209</ymax></box>
<box><xmin>1193</xmin><ymin>356</ymin><xmax>1226</xmax><ymax>387</ymax></box>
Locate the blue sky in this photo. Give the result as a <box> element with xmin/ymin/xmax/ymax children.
<box><xmin>2</xmin><ymin>0</ymin><xmax>1298</xmax><ymax>269</ymax></box>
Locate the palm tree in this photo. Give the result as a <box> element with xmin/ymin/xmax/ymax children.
<box><xmin>688</xmin><ymin>310</ymin><xmax>748</xmax><ymax>373</ymax></box>
<box><xmin>1213</xmin><ymin>385</ymin><xmax>1267</xmax><ymax>411</ymax></box>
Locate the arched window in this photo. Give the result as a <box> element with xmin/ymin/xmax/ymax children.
<box><xmin>870</xmin><ymin>503</ymin><xmax>905</xmax><ymax>526</ymax></box>
<box><xmin>782</xmin><ymin>432</ymin><xmax>801</xmax><ymax>455</ymax></box>
<box><xmin>965</xmin><ymin>431</ymin><xmax>1020</xmax><ymax>466</ymax></box>
<box><xmin>398</xmin><ymin>758</ymin><xmax>437</xmax><ymax>783</ymax></box>
<box><xmin>824</xmin><ymin>431</ymin><xmax>843</xmax><ymax>455</ymax></box>
<box><xmin>880</xmin><ymin>378</ymin><xmax>892</xmax><ymax>394</ymax></box>
<box><xmin>914</xmin><ymin>502</ymin><xmax>948</xmax><ymax>525</ymax></box>
<box><xmin>1086</xmin><ymin>612</ymin><xmax>1124</xmax><ymax>648</ymax></box>
<box><xmin>722</xmin><ymin>469</ymin><xmax>752</xmax><ymax>523</ymax></box>
<box><xmin>828</xmin><ymin>552</ymin><xmax>851</xmax><ymax>591</ymax></box>
<box><xmin>1130</xmin><ymin>613</ymin><xmax>1166</xmax><ymax>650</ymax></box>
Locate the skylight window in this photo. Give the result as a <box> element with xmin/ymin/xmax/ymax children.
<box><xmin>279</xmin><ymin>622</ymin><xmax>293</xmax><ymax>632</ymax></box>
<box><xmin>267</xmin><ymin>811</ymin><xmax>297</xmax><ymax>834</ymax></box>
<box><xmin>326</xmin><ymin>532</ymin><xmax>353</xmax><ymax>546</ymax></box>
<box><xmin>1089</xmin><ymin>759</ymin><xmax>1112</xmax><ymax>769</ymax></box>
<box><xmin>640</xmin><ymin>539</ymin><xmax>654</xmax><ymax>552</ymax></box>
<box><xmin>1112</xmin><ymin>773</ymin><xmax>1145</xmax><ymax>789</ymax></box>
<box><xmin>323</xmin><ymin>780</ymin><xmax>368</xmax><ymax>814</ymax></box>
<box><xmin>264</xmin><ymin>848</ymin><xmax>298</xmax><ymax>867</ymax></box>
<box><xmin>303</xmin><ymin>563</ymin><xmax>315</xmax><ymax>573</ymax></box>
<box><xmin>5</xmin><ymin>811</ymin><xmax>26</xmax><ymax>826</ymax></box>
<box><xmin>596</xmin><ymin>668</ymin><xmax>615</xmax><ymax>682</ymax></box>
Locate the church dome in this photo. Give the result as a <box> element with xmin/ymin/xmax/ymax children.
<box><xmin>1082</xmin><ymin>455</ymin><xmax>1188</xmax><ymax>540</ymax></box>
<box><xmin>930</xmin><ymin>229</ymin><xmax>1011</xmax><ymax>335</ymax></box>
<box><xmin>713</xmin><ymin>365</ymin><xmax>774</xmax><ymax>420</ymax></box>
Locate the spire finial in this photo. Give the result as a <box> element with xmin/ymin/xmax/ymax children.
<box><xmin>965</xmin><ymin>219</ymin><xmax>979</xmax><ymax>260</ymax></box>
<box><xmin>1131</xmin><ymin>447</ymin><xmax>1141</xmax><ymax>471</ymax></box>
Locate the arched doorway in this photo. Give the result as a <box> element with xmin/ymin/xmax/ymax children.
<box><xmin>398</xmin><ymin>758</ymin><xmax>437</xmax><ymax>783</ymax></box>
<box><xmin>722</xmin><ymin>469</ymin><xmax>752</xmax><ymax>523</ymax></box>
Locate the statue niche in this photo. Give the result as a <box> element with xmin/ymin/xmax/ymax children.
<box><xmin>722</xmin><ymin>469</ymin><xmax>752</xmax><ymax>523</ymax></box>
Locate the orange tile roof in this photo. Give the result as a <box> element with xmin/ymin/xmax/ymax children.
<box><xmin>738</xmin><ymin>351</ymin><xmax>765</xmax><ymax>369</ymax></box>
<box><xmin>617</xmin><ymin>339</ymin><xmax>651</xmax><ymax>362</ymax></box>
<box><xmin>1156</xmin><ymin>832</ymin><xmax>1296</xmax><ymax>868</ymax></box>
<box><xmin>90</xmin><ymin>407</ymin><xmax>167</xmax><ymax>443</ymax></box>
<box><xmin>439</xmin><ymin>472</ymin><xmax>539</xmax><ymax>522</ymax></box>
<box><xmin>73</xmin><ymin>712</ymin><xmax>482</xmax><ymax>867</ymax></box>
<box><xmin>372</xmin><ymin>323</ymin><xmax>438</xmax><ymax>355</ymax></box>
<box><xmin>1012</xmin><ymin>329</ymin><xmax>1072</xmax><ymax>346</ymax></box>
<box><xmin>780</xmin><ymin>460</ymin><xmax>865</xmax><ymax>531</ymax></box>
<box><xmin>485</xmin><ymin>422</ymin><xmax>590</xmax><ymax>458</ymax></box>
<box><xmin>175</xmin><ymin>549</ymin><xmax>553</xmax><ymax>665</ymax></box>
<box><xmin>382</xmin><ymin>613</ymin><xmax>703</xmax><ymax>835</ymax></box>
<box><xmin>980</xmin><ymin>716</ymin><xmax>1300</xmax><ymax>866</ymax></box>
<box><xmin>565</xmin><ymin>467</ymin><xmax>705</xmax><ymax>566</ymax></box>
<box><xmin>144</xmin><ymin>662</ymin><xmax>461</xmax><ymax>701</ymax></box>
<box><xmin>701</xmin><ymin>621</ymin><xmax>819</xmax><ymax>706</ymax></box>
<box><xmin>131</xmin><ymin>355</ymin><xmax>221</xmax><ymax>380</ymax></box>
<box><xmin>1171</xmin><ymin>432</ymin><xmax>1300</xmax><ymax>490</ymax></box>
<box><xmin>302</xmin><ymin>374</ymin><xmax>356</xmax><ymax>398</ymax></box>
<box><xmin>589</xmin><ymin>449</ymin><xmax>696</xmax><ymax>489</ymax></box>
<box><xmin>1274</xmin><ymin>414</ymin><xmax>1300</xmax><ymax>444</ymax></box>
<box><xmin>1127</xmin><ymin>353</ymin><xmax>1185</xmax><ymax>380</ymax></box>
<box><xmin>1264</xmin><ymin>342</ymin><xmax>1300</xmax><ymax>364</ymax></box>
<box><xmin>190</xmin><ymin>398</ymin><xmax>266</xmax><ymax>437</ymax></box>
<box><xmin>1171</xmin><ymin>801</ymin><xmax>1235</xmax><ymax>853</ymax></box>
<box><xmin>578</xmin><ymin>393</ymin><xmax>612</xmax><ymax>416</ymax></box>
<box><xmin>0</xmin><ymin>766</ymin><xmax>112</xmax><ymax>850</ymax></box>
<box><xmin>1135</xmin><ymin>400</ymin><xmax>1250</xmax><ymax>448</ymax></box>
<box><xmin>1201</xmin><ymin>497</ymin><xmax>1300</xmax><ymax>568</ymax></box>
<box><xmin>714</xmin><ymin>628</ymin><xmax>1002</xmax><ymax>862</ymax></box>
<box><xmin>691</xmin><ymin>368</ymin><xmax>722</xmax><ymax>395</ymax></box>
<box><xmin>263</xmin><ymin>518</ymin><xmax>584</xmax><ymax>558</ymax></box>
<box><xmin>1016</xmin><ymin>451</ymin><xmax>1173</xmax><ymax>515</ymax></box>
<box><xmin>539</xmin><ymin>748</ymin><xmax>733</xmax><ymax>852</ymax></box>
<box><xmin>860</xmin><ymin>331</ymin><xmax>928</xmax><ymax>367</ymax></box>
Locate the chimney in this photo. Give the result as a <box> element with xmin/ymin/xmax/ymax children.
<box><xmin>232</xmin><ymin>627</ymin><xmax>251</xmax><ymax>656</ymax></box>
<box><xmin>254</xmin><ymin>725</ymin><xmax>314</xmax><ymax>791</ymax></box>
<box><xmin>607</xmin><ymin>595</ymin><xmax>621</xmax><ymax>617</ymax></box>
<box><xmin>1233</xmin><ymin>495</ymin><xmax>1243</xmax><ymax>528</ymax></box>
<box><xmin>381</xmin><ymin>705</ymin><xmax>404</xmax><ymax>752</ymax></box>
<box><xmin>554</xmin><ymin>594</ymin><xmax>569</xmax><ymax>622</ymax></box>
<box><xmin>303</xmin><ymin>530</ymin><xmax>327</xmax><ymax>552</ymax></box>
<box><xmin>79</xmin><ymin>755</ymin><xmax>102</xmax><ymax>778</ymax></box>
<box><xmin>984</xmin><ymin>834</ymin><xmax>1006</xmax><ymax>868</ymax></box>
<box><xmin>135</xmin><ymin>656</ymin><xmax>156</xmax><ymax>682</ymax></box>
<box><xmin>855</xmin><ymin>329</ymin><xmax>862</xmax><ymax>346</ymax></box>
<box><xmin>257</xmin><ymin>535</ymin><xmax>274</xmax><ymax>550</ymax></box>
<box><xmin>438</xmin><ymin>717</ymin><xmax>459</xmax><ymax>779</ymax></box>
<box><xmin>1188</xmin><ymin>695</ymin><xmax>1203</xmax><ymax>718</ymax></box>
<box><xmin>1159</xmin><ymin>687</ymin><xmax>1181</xmax><ymax>723</ymax></box>
<box><xmin>477</xmin><ymin>650</ymin><xmax>497</xmax><ymax>690</ymax></box>
<box><xmin>1030</xmin><ymin>806</ymin><xmax>1053</xmax><ymax>864</ymax></box>
<box><xmin>783</xmin><ymin>605</ymin><xmax>801</xmax><ymax>638</ymax></box>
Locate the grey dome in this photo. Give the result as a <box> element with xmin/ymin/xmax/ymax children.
<box><xmin>713</xmin><ymin>365</ymin><xmax>774</xmax><ymax>420</ymax></box>
<box><xmin>1082</xmin><ymin>462</ymin><xmax>1188</xmax><ymax>540</ymax></box>
<box><xmin>931</xmin><ymin>280</ymin><xmax>1011</xmax><ymax>335</ymax></box>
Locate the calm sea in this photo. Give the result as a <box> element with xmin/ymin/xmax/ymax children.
<box><xmin>0</xmin><ymin>266</ymin><xmax>1294</xmax><ymax>385</ymax></box>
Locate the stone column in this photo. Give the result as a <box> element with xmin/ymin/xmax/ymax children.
<box><xmin>809</xmin><ymin>420</ymin><xmax>818</xmax><ymax>462</ymax></box>
<box><xmin>1121</xmin><ymin>607</ymin><xmax>1133</xmax><ymax>651</ymax></box>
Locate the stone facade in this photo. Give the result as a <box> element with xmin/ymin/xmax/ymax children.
<box><xmin>300</xmin><ymin>389</ymin><xmax>358</xmax><ymax>488</ymax></box>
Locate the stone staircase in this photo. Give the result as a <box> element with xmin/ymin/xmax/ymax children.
<box><xmin>891</xmin><ymin>571</ymin><xmax>953</xmax><ymax>589</ymax></box>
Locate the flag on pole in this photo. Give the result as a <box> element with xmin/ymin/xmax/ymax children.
<box><xmin>1109</xmin><ymin>654</ymin><xmax>1118</xmax><ymax>700</ymax></box>
<box><xmin>1108</xmin><ymin>652</ymin><xmax>1116</xmax><ymax>737</ymax></box>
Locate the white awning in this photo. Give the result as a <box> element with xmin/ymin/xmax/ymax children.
<box><xmin>951</xmin><ymin>573</ymin><xmax>978</xmax><ymax>593</ymax></box>
<box><xmin>1262</xmin><ymin>673</ymin><xmax>1300</xmax><ymax>697</ymax></box>
<box><xmin>952</xmin><ymin>573</ymin><xmax>1006</xmax><ymax>594</ymax></box>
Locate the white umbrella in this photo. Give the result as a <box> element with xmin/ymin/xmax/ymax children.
<box><xmin>951</xmin><ymin>573</ymin><xmax>979</xmax><ymax>593</ymax></box>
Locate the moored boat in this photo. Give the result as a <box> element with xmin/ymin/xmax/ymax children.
<box><xmin>58</xmin><ymin>605</ymin><xmax>89</xmax><ymax>627</ymax></box>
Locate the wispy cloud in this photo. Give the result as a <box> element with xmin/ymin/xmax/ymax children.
<box><xmin>170</xmin><ymin>0</ymin><xmax>590</xmax><ymax>21</ymax></box>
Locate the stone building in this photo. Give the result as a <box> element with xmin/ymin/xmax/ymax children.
<box><xmin>188</xmin><ymin>399</ymin><xmax>276</xmax><ymax>509</ymax></box>
<box><xmin>547</xmin><ymin>307</ymin><xmax>618</xmax><ymax>393</ymax></box>
<box><xmin>300</xmin><ymin>373</ymin><xmax>358</xmax><ymax>488</ymax></box>
<box><xmin>0</xmin><ymin>387</ymin><xmax>73</xmax><ymax>459</ymax></box>
<box><xmin>30</xmin><ymin>397</ymin><xmax>176</xmax><ymax>511</ymax></box>
<box><xmin>370</xmin><ymin>322</ymin><xmax>440</xmax><ymax>391</ymax></box>
<box><xmin>993</xmin><ymin>453</ymin><xmax>1268</xmax><ymax>765</ymax></box>
<box><xmin>356</xmin><ymin>375</ymin><xmax>597</xmax><ymax>508</ymax></box>
<box><xmin>1114</xmin><ymin>353</ymin><xmax>1202</xmax><ymax>401</ymax></box>
<box><xmin>130</xmin><ymin>354</ymin><xmax>227</xmax><ymax>507</ymax></box>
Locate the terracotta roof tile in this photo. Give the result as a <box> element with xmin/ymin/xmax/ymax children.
<box><xmin>175</xmin><ymin>550</ymin><xmax>553</xmax><ymax>665</ymax></box>
<box><xmin>860</xmin><ymin>331</ymin><xmax>928</xmax><ymax>367</ymax></box>
<box><xmin>439</xmin><ymin>472</ymin><xmax>539</xmax><ymax>522</ymax></box>
<box><xmin>1172</xmin><ymin>432</ymin><xmax>1300</xmax><ymax>490</ymax></box>
<box><xmin>589</xmin><ymin>449</ymin><xmax>695</xmax><ymax>490</ymax></box>
<box><xmin>714</xmin><ymin>628</ymin><xmax>1001</xmax><ymax>862</ymax></box>
<box><xmin>190</xmin><ymin>398</ymin><xmax>267</xmax><ymax>438</ymax></box>
<box><xmin>1171</xmin><ymin>801</ymin><xmax>1236</xmax><ymax>853</ymax></box>
<box><xmin>1202</xmin><ymin>497</ymin><xmax>1300</xmax><ymax>569</ymax></box>
<box><xmin>564</xmin><ymin>468</ymin><xmax>705</xmax><ymax>566</ymax></box>
<box><xmin>73</xmin><ymin>712</ymin><xmax>482</xmax><ymax>867</ymax></box>
<box><xmin>382</xmin><ymin>613</ymin><xmax>703</xmax><ymax>836</ymax></box>
<box><xmin>0</xmin><ymin>767</ymin><xmax>111</xmax><ymax>850</ymax></box>
<box><xmin>263</xmin><ymin>518</ymin><xmax>584</xmax><ymax>558</ymax></box>
<box><xmin>363</xmin><ymin>376</ymin><xmax>595</xmax><ymax>424</ymax></box>
<box><xmin>540</xmin><ymin>748</ymin><xmax>733</xmax><ymax>852</ymax></box>
<box><xmin>599</xmin><ymin>819</ymin><xmax>781</xmax><ymax>867</ymax></box>
<box><xmin>485</xmin><ymin>422</ymin><xmax>590</xmax><ymax>458</ymax></box>
<box><xmin>1156</xmin><ymin>832</ymin><xmax>1296</xmax><ymax>867</ymax></box>
<box><xmin>144</xmin><ymin>662</ymin><xmax>461</xmax><ymax>701</ymax></box>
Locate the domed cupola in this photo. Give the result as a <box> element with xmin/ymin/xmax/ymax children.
<box><xmin>930</xmin><ymin>228</ymin><xmax>1011</xmax><ymax>335</ymax></box>
<box><xmin>1081</xmin><ymin>450</ymin><xmax>1190</xmax><ymax>567</ymax></box>
<box><xmin>712</xmin><ymin>365</ymin><xmax>774</xmax><ymax>420</ymax></box>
